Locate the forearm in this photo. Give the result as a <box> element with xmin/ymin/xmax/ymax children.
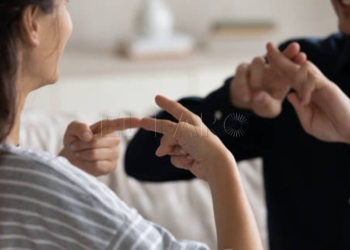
<box><xmin>207</xmin><ymin>153</ymin><xmax>263</xmax><ymax>250</ymax></box>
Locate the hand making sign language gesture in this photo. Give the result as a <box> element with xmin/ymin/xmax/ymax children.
<box><xmin>60</xmin><ymin>118</ymin><xmax>141</xmax><ymax>176</ymax></box>
<box><xmin>230</xmin><ymin>42</ymin><xmax>307</xmax><ymax>118</ymax></box>
<box><xmin>266</xmin><ymin>42</ymin><xmax>350</xmax><ymax>144</ymax></box>
<box><xmin>141</xmin><ymin>95</ymin><xmax>264</xmax><ymax>250</ymax></box>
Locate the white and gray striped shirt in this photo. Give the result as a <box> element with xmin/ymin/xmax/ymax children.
<box><xmin>0</xmin><ymin>143</ymin><xmax>209</xmax><ymax>250</ymax></box>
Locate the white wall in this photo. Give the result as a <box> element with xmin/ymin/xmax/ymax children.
<box><xmin>66</xmin><ymin>0</ymin><xmax>338</xmax><ymax>52</ymax></box>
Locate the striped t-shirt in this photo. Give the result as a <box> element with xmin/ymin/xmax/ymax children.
<box><xmin>0</xmin><ymin>143</ymin><xmax>209</xmax><ymax>250</ymax></box>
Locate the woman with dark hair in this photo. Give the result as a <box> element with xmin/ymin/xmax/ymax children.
<box><xmin>1</xmin><ymin>0</ymin><xmax>349</xmax><ymax>249</ymax></box>
<box><xmin>0</xmin><ymin>0</ymin><xmax>124</xmax><ymax>177</ymax></box>
<box><xmin>0</xmin><ymin>0</ymin><xmax>264</xmax><ymax>249</ymax></box>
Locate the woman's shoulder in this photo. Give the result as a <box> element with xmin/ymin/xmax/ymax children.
<box><xmin>0</xmin><ymin>143</ymin><xmax>127</xmax><ymax>215</ymax></box>
<box><xmin>0</xmin><ymin>143</ymin><xmax>97</xmax><ymax>187</ymax></box>
<box><xmin>0</xmin><ymin>144</ymin><xmax>135</xmax><ymax>248</ymax></box>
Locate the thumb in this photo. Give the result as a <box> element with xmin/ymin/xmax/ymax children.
<box><xmin>287</xmin><ymin>93</ymin><xmax>312</xmax><ymax>127</ymax></box>
<box><xmin>66</xmin><ymin>121</ymin><xmax>93</xmax><ymax>144</ymax></box>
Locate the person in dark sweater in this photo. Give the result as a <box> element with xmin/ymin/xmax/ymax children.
<box><xmin>125</xmin><ymin>1</ymin><xmax>350</xmax><ymax>249</ymax></box>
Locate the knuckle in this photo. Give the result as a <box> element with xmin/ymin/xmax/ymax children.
<box><xmin>178</xmin><ymin>121</ymin><xmax>188</xmax><ymax>128</ymax></box>
<box><xmin>99</xmin><ymin>169</ymin><xmax>110</xmax><ymax>176</ymax></box>
<box><xmin>94</xmin><ymin>162</ymin><xmax>109</xmax><ymax>175</ymax></box>
<box><xmin>191</xmin><ymin>114</ymin><xmax>201</xmax><ymax>123</ymax></box>
<box><xmin>305</xmin><ymin>61</ymin><xmax>313</xmax><ymax>68</ymax></box>
<box><xmin>252</xmin><ymin>57</ymin><xmax>264</xmax><ymax>66</ymax></box>
<box><xmin>233</xmin><ymin>76</ymin><xmax>249</xmax><ymax>91</ymax></box>
<box><xmin>88</xmin><ymin>150</ymin><xmax>98</xmax><ymax>160</ymax></box>
<box><xmin>90</xmin><ymin>161</ymin><xmax>99</xmax><ymax>169</ymax></box>
<box><xmin>236</xmin><ymin>63</ymin><xmax>249</xmax><ymax>74</ymax></box>
<box><xmin>254</xmin><ymin>101</ymin><xmax>281</xmax><ymax>119</ymax></box>
<box><xmin>67</xmin><ymin>120</ymin><xmax>79</xmax><ymax>130</ymax></box>
<box><xmin>89</xmin><ymin>139</ymin><xmax>98</xmax><ymax>148</ymax></box>
<box><xmin>270</xmin><ymin>105</ymin><xmax>282</xmax><ymax>118</ymax></box>
<box><xmin>86</xmin><ymin>161</ymin><xmax>98</xmax><ymax>171</ymax></box>
<box><xmin>160</xmin><ymin>136</ymin><xmax>170</xmax><ymax>145</ymax></box>
<box><xmin>233</xmin><ymin>79</ymin><xmax>249</xmax><ymax>92</ymax></box>
<box><xmin>70</xmin><ymin>141</ymin><xmax>81</xmax><ymax>150</ymax></box>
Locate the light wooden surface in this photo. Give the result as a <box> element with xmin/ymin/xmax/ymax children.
<box><xmin>25</xmin><ymin>48</ymin><xmax>256</xmax><ymax>116</ymax></box>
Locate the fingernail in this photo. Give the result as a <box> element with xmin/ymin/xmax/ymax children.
<box><xmin>180</xmin><ymin>149</ymin><xmax>187</xmax><ymax>155</ymax></box>
<box><xmin>75</xmin><ymin>152</ymin><xmax>80</xmax><ymax>158</ymax></box>
<box><xmin>83</xmin><ymin>132</ymin><xmax>92</xmax><ymax>141</ymax></box>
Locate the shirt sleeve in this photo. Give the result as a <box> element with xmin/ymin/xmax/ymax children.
<box><xmin>107</xmin><ymin>211</ymin><xmax>209</xmax><ymax>250</ymax></box>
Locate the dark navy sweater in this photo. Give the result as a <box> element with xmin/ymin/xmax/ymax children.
<box><xmin>125</xmin><ymin>33</ymin><xmax>350</xmax><ymax>250</ymax></box>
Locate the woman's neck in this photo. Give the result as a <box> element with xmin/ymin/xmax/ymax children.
<box><xmin>6</xmin><ymin>90</ymin><xmax>27</xmax><ymax>146</ymax></box>
<box><xmin>6</xmin><ymin>56</ymin><xmax>35</xmax><ymax>146</ymax></box>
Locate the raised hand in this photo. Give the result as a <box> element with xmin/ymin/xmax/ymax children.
<box><xmin>141</xmin><ymin>95</ymin><xmax>235</xmax><ymax>181</ymax></box>
<box><xmin>230</xmin><ymin>42</ymin><xmax>307</xmax><ymax>118</ymax></box>
<box><xmin>266</xmin><ymin>42</ymin><xmax>350</xmax><ymax>144</ymax></box>
<box><xmin>60</xmin><ymin>118</ymin><xmax>141</xmax><ymax>176</ymax></box>
<box><xmin>141</xmin><ymin>96</ymin><xmax>264</xmax><ymax>250</ymax></box>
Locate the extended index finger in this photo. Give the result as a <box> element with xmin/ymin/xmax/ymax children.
<box><xmin>155</xmin><ymin>95</ymin><xmax>200</xmax><ymax>125</ymax></box>
<box><xmin>141</xmin><ymin>117</ymin><xmax>177</xmax><ymax>135</ymax></box>
<box><xmin>91</xmin><ymin>117</ymin><xmax>141</xmax><ymax>134</ymax></box>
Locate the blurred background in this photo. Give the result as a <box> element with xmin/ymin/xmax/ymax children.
<box><xmin>20</xmin><ymin>1</ymin><xmax>339</xmax><ymax>249</ymax></box>
<box><xmin>65</xmin><ymin>0</ymin><xmax>336</xmax><ymax>52</ymax></box>
<box><xmin>24</xmin><ymin>0</ymin><xmax>338</xmax><ymax>116</ymax></box>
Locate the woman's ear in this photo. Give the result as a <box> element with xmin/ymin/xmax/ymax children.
<box><xmin>19</xmin><ymin>5</ymin><xmax>42</xmax><ymax>47</ymax></box>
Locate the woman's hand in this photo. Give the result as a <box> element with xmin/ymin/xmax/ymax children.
<box><xmin>141</xmin><ymin>95</ymin><xmax>235</xmax><ymax>181</ymax></box>
<box><xmin>59</xmin><ymin>118</ymin><xmax>141</xmax><ymax>176</ymax></box>
<box><xmin>267</xmin><ymin>42</ymin><xmax>350</xmax><ymax>144</ymax></box>
<box><xmin>142</xmin><ymin>95</ymin><xmax>263</xmax><ymax>250</ymax></box>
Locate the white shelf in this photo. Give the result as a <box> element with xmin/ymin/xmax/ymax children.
<box><xmin>26</xmin><ymin>47</ymin><xmax>259</xmax><ymax>115</ymax></box>
<box><xmin>59</xmin><ymin>50</ymin><xmax>249</xmax><ymax>76</ymax></box>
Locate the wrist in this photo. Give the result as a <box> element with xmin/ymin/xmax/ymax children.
<box><xmin>205</xmin><ymin>150</ymin><xmax>237</xmax><ymax>184</ymax></box>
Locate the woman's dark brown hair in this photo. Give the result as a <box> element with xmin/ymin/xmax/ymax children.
<box><xmin>0</xmin><ymin>0</ymin><xmax>55</xmax><ymax>143</ymax></box>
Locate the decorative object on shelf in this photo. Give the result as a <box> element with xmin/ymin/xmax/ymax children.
<box><xmin>205</xmin><ymin>19</ymin><xmax>277</xmax><ymax>56</ymax></box>
<box><xmin>121</xmin><ymin>0</ymin><xmax>196</xmax><ymax>61</ymax></box>
<box><xmin>211</xmin><ymin>19</ymin><xmax>276</xmax><ymax>37</ymax></box>
<box><xmin>137</xmin><ymin>0</ymin><xmax>175</xmax><ymax>38</ymax></box>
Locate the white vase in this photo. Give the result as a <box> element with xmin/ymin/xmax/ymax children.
<box><xmin>137</xmin><ymin>0</ymin><xmax>175</xmax><ymax>38</ymax></box>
